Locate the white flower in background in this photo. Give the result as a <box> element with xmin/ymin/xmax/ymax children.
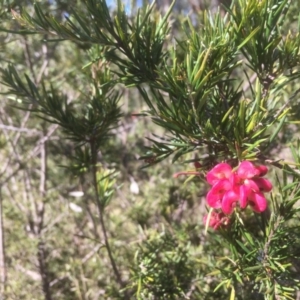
<box><xmin>129</xmin><ymin>176</ymin><xmax>139</xmax><ymax>194</ymax></box>
<box><xmin>69</xmin><ymin>202</ymin><xmax>83</xmax><ymax>213</ymax></box>
<box><xmin>68</xmin><ymin>191</ymin><xmax>84</xmax><ymax>198</ymax></box>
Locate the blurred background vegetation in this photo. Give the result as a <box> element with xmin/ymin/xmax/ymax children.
<box><xmin>0</xmin><ymin>0</ymin><xmax>300</xmax><ymax>299</ymax></box>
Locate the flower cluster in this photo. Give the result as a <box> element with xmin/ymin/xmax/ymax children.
<box><xmin>203</xmin><ymin>211</ymin><xmax>230</xmax><ymax>230</ymax></box>
<box><xmin>206</xmin><ymin>161</ymin><xmax>272</xmax><ymax>215</ymax></box>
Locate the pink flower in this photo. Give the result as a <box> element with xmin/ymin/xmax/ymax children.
<box><xmin>237</xmin><ymin>162</ymin><xmax>272</xmax><ymax>192</ymax></box>
<box><xmin>203</xmin><ymin>211</ymin><xmax>230</xmax><ymax>230</ymax></box>
<box><xmin>237</xmin><ymin>161</ymin><xmax>261</xmax><ymax>178</ymax></box>
<box><xmin>222</xmin><ymin>189</ymin><xmax>240</xmax><ymax>214</ymax></box>
<box><xmin>205</xmin><ymin>161</ymin><xmax>272</xmax><ymax>215</ymax></box>
<box><xmin>206</xmin><ymin>163</ymin><xmax>233</xmax><ymax>185</ymax></box>
<box><xmin>247</xmin><ymin>191</ymin><xmax>268</xmax><ymax>212</ymax></box>
<box><xmin>207</xmin><ymin>179</ymin><xmax>232</xmax><ymax>209</ymax></box>
<box><xmin>174</xmin><ymin>160</ymin><xmax>272</xmax><ymax>218</ymax></box>
<box><xmin>255</xmin><ymin>165</ymin><xmax>268</xmax><ymax>176</ymax></box>
<box><xmin>236</xmin><ymin>161</ymin><xmax>272</xmax><ymax>212</ymax></box>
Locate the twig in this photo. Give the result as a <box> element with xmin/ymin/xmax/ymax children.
<box><xmin>36</xmin><ymin>43</ymin><xmax>49</xmax><ymax>84</ymax></box>
<box><xmin>0</xmin><ymin>124</ymin><xmax>41</xmax><ymax>134</ymax></box>
<box><xmin>0</xmin><ymin>187</ymin><xmax>6</xmax><ymax>296</ymax></box>
<box><xmin>90</xmin><ymin>140</ymin><xmax>125</xmax><ymax>291</ymax></box>
<box><xmin>23</xmin><ymin>35</ymin><xmax>37</xmax><ymax>84</ymax></box>
<box><xmin>36</xmin><ymin>132</ymin><xmax>51</xmax><ymax>300</ymax></box>
<box><xmin>15</xmin><ymin>264</ymin><xmax>41</xmax><ymax>281</ymax></box>
<box><xmin>243</xmin><ymin>73</ymin><xmax>257</xmax><ymax>92</ymax></box>
<box><xmin>37</xmin><ymin>239</ymin><xmax>52</xmax><ymax>300</ymax></box>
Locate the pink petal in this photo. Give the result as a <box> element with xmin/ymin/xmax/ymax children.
<box><xmin>253</xmin><ymin>178</ymin><xmax>272</xmax><ymax>192</ymax></box>
<box><xmin>237</xmin><ymin>161</ymin><xmax>260</xmax><ymax>179</ymax></box>
<box><xmin>248</xmin><ymin>191</ymin><xmax>268</xmax><ymax>212</ymax></box>
<box><xmin>207</xmin><ymin>189</ymin><xmax>222</xmax><ymax>208</ymax></box>
<box><xmin>211</xmin><ymin>179</ymin><xmax>232</xmax><ymax>195</ymax></box>
<box><xmin>243</xmin><ymin>179</ymin><xmax>260</xmax><ymax>193</ymax></box>
<box><xmin>206</xmin><ymin>179</ymin><xmax>232</xmax><ymax>208</ymax></box>
<box><xmin>239</xmin><ymin>185</ymin><xmax>249</xmax><ymax>209</ymax></box>
<box><xmin>255</xmin><ymin>165</ymin><xmax>268</xmax><ymax>176</ymax></box>
<box><xmin>230</xmin><ymin>173</ymin><xmax>240</xmax><ymax>186</ymax></box>
<box><xmin>206</xmin><ymin>163</ymin><xmax>232</xmax><ymax>185</ymax></box>
<box><xmin>222</xmin><ymin>190</ymin><xmax>239</xmax><ymax>214</ymax></box>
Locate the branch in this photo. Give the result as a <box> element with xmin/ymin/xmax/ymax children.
<box><xmin>90</xmin><ymin>140</ymin><xmax>125</xmax><ymax>290</ymax></box>
<box><xmin>0</xmin><ymin>188</ymin><xmax>6</xmax><ymax>295</ymax></box>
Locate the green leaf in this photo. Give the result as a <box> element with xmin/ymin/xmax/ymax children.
<box><xmin>237</xmin><ymin>26</ymin><xmax>261</xmax><ymax>50</ymax></box>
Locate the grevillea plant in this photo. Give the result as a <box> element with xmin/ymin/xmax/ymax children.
<box><xmin>1</xmin><ymin>0</ymin><xmax>300</xmax><ymax>299</ymax></box>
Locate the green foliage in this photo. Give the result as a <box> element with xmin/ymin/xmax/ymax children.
<box><xmin>1</xmin><ymin>63</ymin><xmax>122</xmax><ymax>147</ymax></box>
<box><xmin>1</xmin><ymin>0</ymin><xmax>300</xmax><ymax>299</ymax></box>
<box><xmin>4</xmin><ymin>0</ymin><xmax>299</xmax><ymax>164</ymax></box>
<box><xmin>132</xmin><ymin>231</ymin><xmax>195</xmax><ymax>299</ymax></box>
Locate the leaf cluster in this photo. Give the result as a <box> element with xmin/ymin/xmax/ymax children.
<box><xmin>131</xmin><ymin>231</ymin><xmax>195</xmax><ymax>299</ymax></box>
<box><xmin>0</xmin><ymin>64</ymin><xmax>122</xmax><ymax>149</ymax></box>
<box><xmin>3</xmin><ymin>0</ymin><xmax>300</xmax><ymax>166</ymax></box>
